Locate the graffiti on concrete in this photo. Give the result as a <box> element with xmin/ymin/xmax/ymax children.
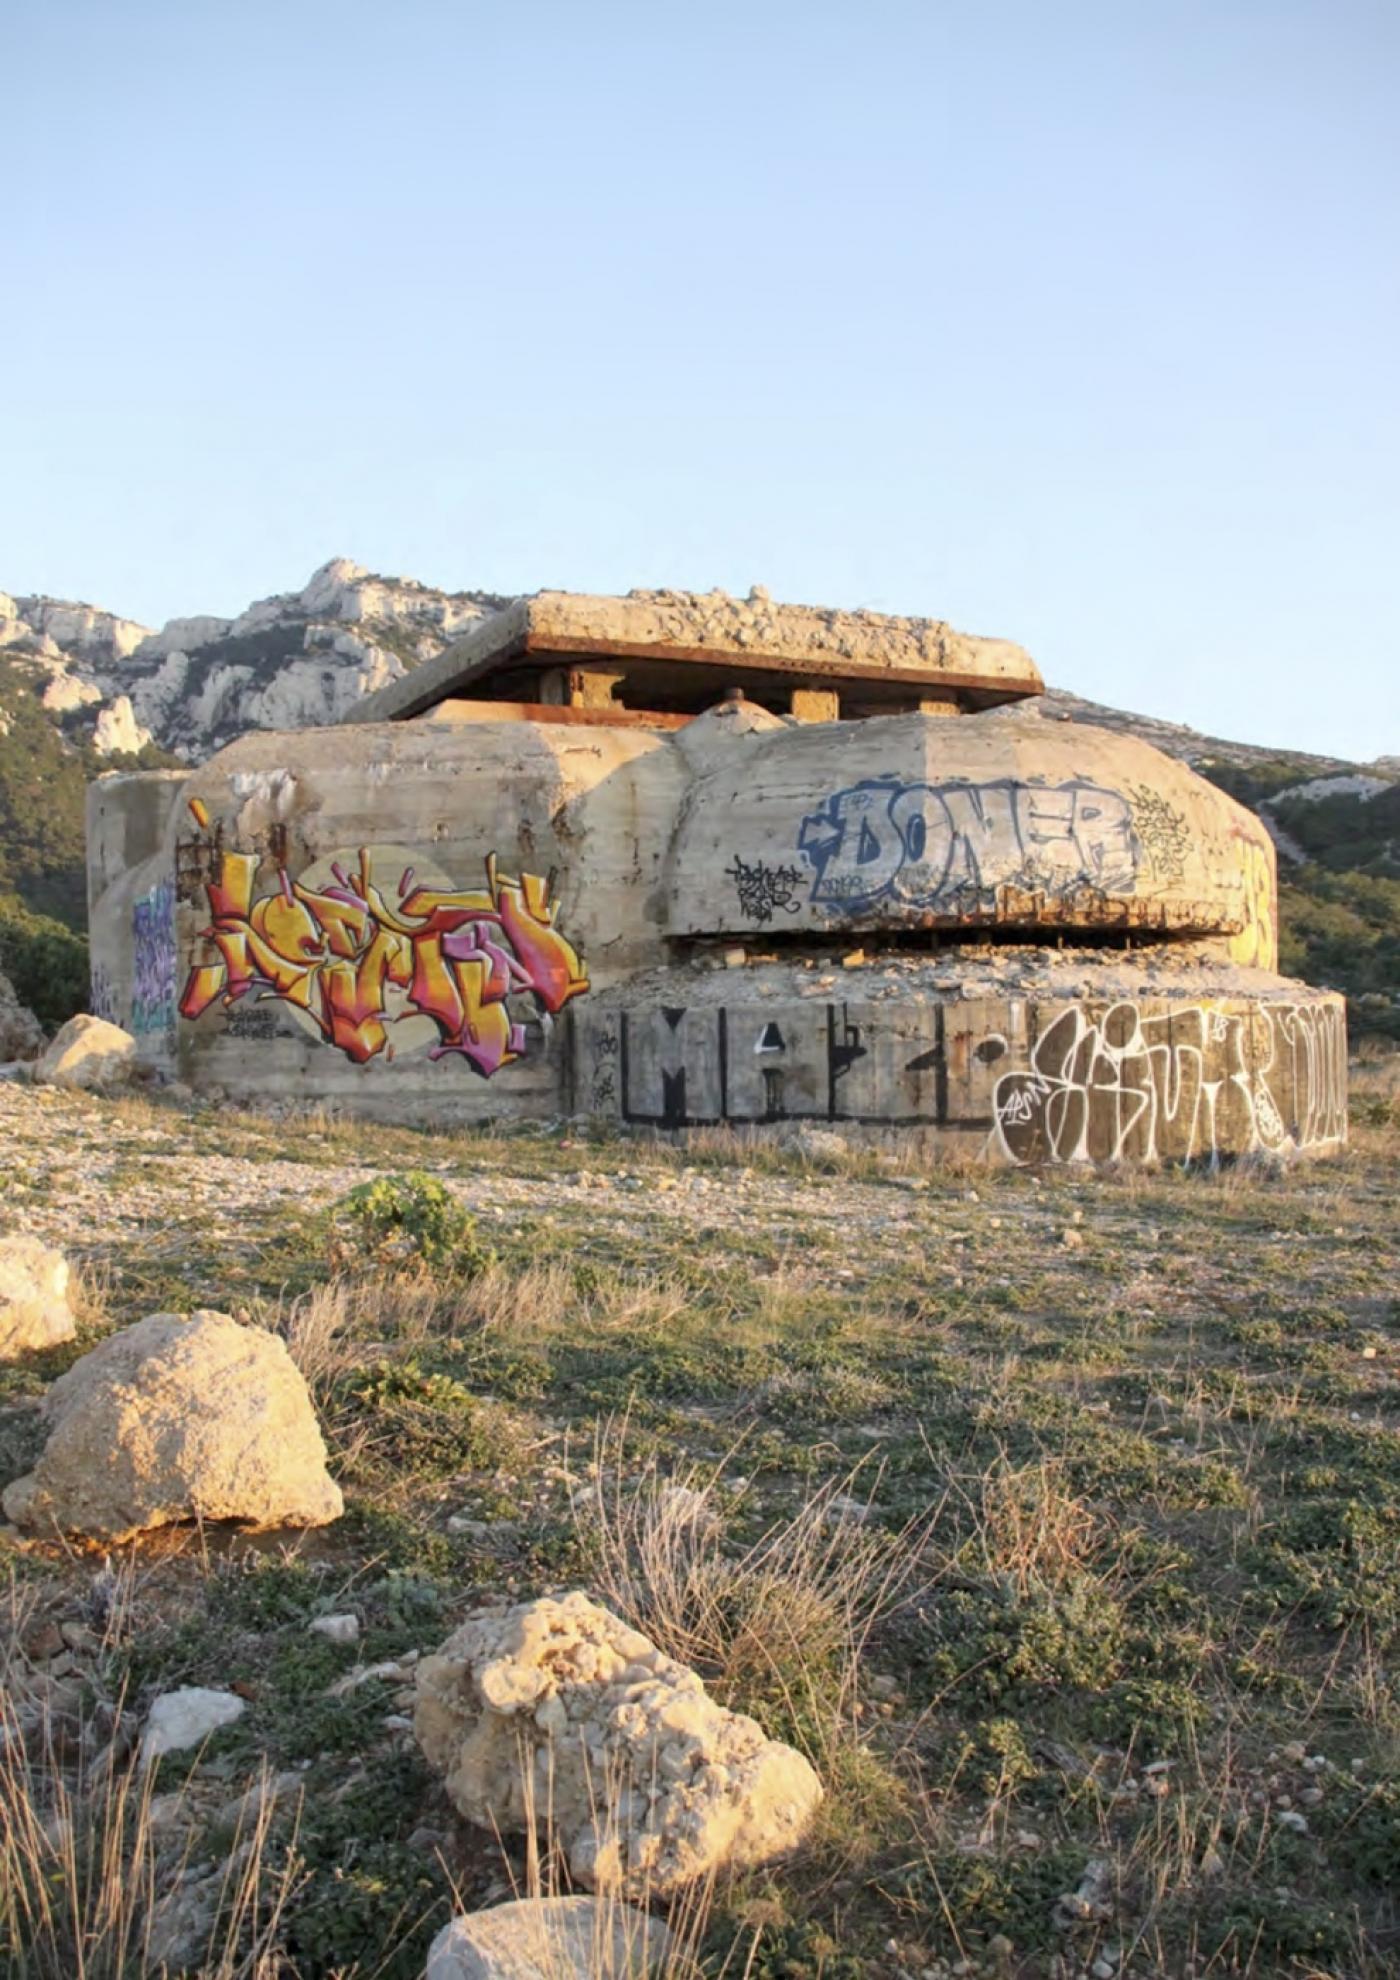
<box><xmin>797</xmin><ymin>778</ymin><xmax>1140</xmax><ymax>911</ymax></box>
<box><xmin>583</xmin><ymin>994</ymin><xmax>1345</xmax><ymax>1162</ymax></box>
<box><xmin>991</xmin><ymin>999</ymin><xmax>1346</xmax><ymax>1166</ymax></box>
<box><xmin>90</xmin><ymin>962</ymin><xmax>120</xmax><ymax>1028</ymax></box>
<box><xmin>131</xmin><ymin>878</ymin><xmax>177</xmax><ymax>1037</ymax></box>
<box><xmin>725</xmin><ymin>854</ymin><xmax>806</xmax><ymax>924</ymax></box>
<box><xmin>179</xmin><ymin>815</ymin><xmax>588</xmax><ymax>1074</ymax></box>
<box><xmin>1126</xmin><ymin>784</ymin><xmax>1191</xmax><ymax>888</ymax></box>
<box><xmin>1227</xmin><ymin>837</ymin><xmax>1278</xmax><ymax>971</ymax></box>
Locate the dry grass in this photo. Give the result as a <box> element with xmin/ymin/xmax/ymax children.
<box><xmin>933</xmin><ymin>1448</ymin><xmax>1115</xmax><ymax>1603</ymax></box>
<box><xmin>579</xmin><ymin>1424</ymin><xmax>929</xmax><ymax>1781</ymax></box>
<box><xmin>270</xmin><ymin>1260</ymin><xmax>694</xmax><ymax>1403</ymax></box>
<box><xmin>481</xmin><ymin>1752</ymin><xmax>752</xmax><ymax>1980</ymax></box>
<box><xmin>0</xmin><ymin>1696</ymin><xmax>301</xmax><ymax>1979</ymax></box>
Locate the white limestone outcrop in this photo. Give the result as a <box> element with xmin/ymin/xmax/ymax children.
<box><xmin>141</xmin><ymin>1687</ymin><xmax>247</xmax><ymax>1763</ymax></box>
<box><xmin>91</xmin><ymin>695</ymin><xmax>153</xmax><ymax>757</ymax></box>
<box><xmin>425</xmin><ymin>1897</ymin><xmax>673</xmax><ymax>1980</ymax></box>
<box><xmin>1</xmin><ymin>1307</ymin><xmax>344</xmax><ymax>1540</ymax></box>
<box><xmin>33</xmin><ymin>1014</ymin><xmax>137</xmax><ymax>1090</ymax></box>
<box><xmin>414</xmin><ymin>1590</ymin><xmax>823</xmax><ymax>1898</ymax></box>
<box><xmin>0</xmin><ymin>1235</ymin><xmax>76</xmax><ymax>1361</ymax></box>
<box><xmin>0</xmin><ymin>557</ymin><xmax>498</xmax><ymax>760</ymax></box>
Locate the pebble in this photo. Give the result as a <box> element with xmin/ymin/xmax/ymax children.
<box><xmin>308</xmin><ymin>1614</ymin><xmax>360</xmax><ymax>1646</ymax></box>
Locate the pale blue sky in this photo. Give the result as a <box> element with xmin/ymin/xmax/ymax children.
<box><xmin>4</xmin><ymin>1</ymin><xmax>1396</xmax><ymax>759</ymax></box>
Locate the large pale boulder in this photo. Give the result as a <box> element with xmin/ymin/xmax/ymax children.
<box><xmin>0</xmin><ymin>1235</ymin><xmax>77</xmax><ymax>1361</ymax></box>
<box><xmin>1</xmin><ymin>1309</ymin><xmax>343</xmax><ymax>1541</ymax></box>
<box><xmin>414</xmin><ymin>1591</ymin><xmax>822</xmax><ymax>1899</ymax></box>
<box><xmin>33</xmin><ymin>1014</ymin><xmax>137</xmax><ymax>1091</ymax></box>
<box><xmin>426</xmin><ymin>1898</ymin><xmax>671</xmax><ymax>1980</ymax></box>
<box><xmin>0</xmin><ymin>966</ymin><xmax>44</xmax><ymax>1063</ymax></box>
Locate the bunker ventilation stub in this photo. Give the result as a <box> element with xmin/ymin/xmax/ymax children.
<box><xmin>87</xmin><ymin>586</ymin><xmax>1344</xmax><ymax>1166</ymax></box>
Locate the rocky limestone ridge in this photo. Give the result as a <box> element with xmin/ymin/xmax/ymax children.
<box><xmin>3</xmin><ymin>559</ymin><xmax>1394</xmax><ymax>784</ymax></box>
<box><xmin>0</xmin><ymin>559</ymin><xmax>509</xmax><ymax>761</ymax></box>
<box><xmin>1032</xmin><ymin>686</ymin><xmax>1373</xmax><ymax>777</ymax></box>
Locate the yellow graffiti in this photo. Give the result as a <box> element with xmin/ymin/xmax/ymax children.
<box><xmin>180</xmin><ymin>835</ymin><xmax>588</xmax><ymax>1075</ymax></box>
<box><xmin>1228</xmin><ymin>836</ymin><xmax>1278</xmax><ymax>972</ymax></box>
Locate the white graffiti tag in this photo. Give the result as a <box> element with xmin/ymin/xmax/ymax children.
<box><xmin>991</xmin><ymin>1000</ymin><xmax>1347</xmax><ymax>1166</ymax></box>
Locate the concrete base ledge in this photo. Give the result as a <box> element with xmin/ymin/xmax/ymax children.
<box><xmin>572</xmin><ymin>978</ymin><xmax>1347</xmax><ymax>1166</ymax></box>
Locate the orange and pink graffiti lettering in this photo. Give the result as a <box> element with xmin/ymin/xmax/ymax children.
<box><xmin>179</xmin><ymin>831</ymin><xmax>588</xmax><ymax>1075</ymax></box>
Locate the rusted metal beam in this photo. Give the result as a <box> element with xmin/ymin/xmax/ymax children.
<box><xmin>429</xmin><ymin>699</ymin><xmax>693</xmax><ymax>732</ymax></box>
<box><xmin>520</xmin><ymin>630</ymin><xmax>1043</xmax><ymax>701</ymax></box>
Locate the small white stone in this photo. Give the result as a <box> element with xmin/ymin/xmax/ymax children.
<box><xmin>141</xmin><ymin>1687</ymin><xmax>245</xmax><ymax>1763</ymax></box>
<box><xmin>308</xmin><ymin>1613</ymin><xmax>360</xmax><ymax>1645</ymax></box>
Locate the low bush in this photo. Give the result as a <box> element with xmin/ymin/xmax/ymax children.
<box><xmin>332</xmin><ymin>1171</ymin><xmax>497</xmax><ymax>1276</ymax></box>
<box><xmin>0</xmin><ymin>898</ymin><xmax>87</xmax><ymax>1032</ymax></box>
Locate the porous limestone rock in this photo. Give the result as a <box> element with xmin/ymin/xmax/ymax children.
<box><xmin>414</xmin><ymin>1591</ymin><xmax>823</xmax><ymax>1898</ymax></box>
<box><xmin>33</xmin><ymin>1013</ymin><xmax>137</xmax><ymax>1090</ymax></box>
<box><xmin>426</xmin><ymin>1897</ymin><xmax>672</xmax><ymax>1980</ymax></box>
<box><xmin>1</xmin><ymin>1308</ymin><xmax>344</xmax><ymax>1540</ymax></box>
<box><xmin>0</xmin><ymin>966</ymin><xmax>45</xmax><ymax>1063</ymax></box>
<box><xmin>0</xmin><ymin>1235</ymin><xmax>76</xmax><ymax>1361</ymax></box>
<box><xmin>141</xmin><ymin>1686</ymin><xmax>247</xmax><ymax>1763</ymax></box>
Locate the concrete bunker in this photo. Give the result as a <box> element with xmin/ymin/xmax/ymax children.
<box><xmin>87</xmin><ymin>587</ymin><xmax>1347</xmax><ymax>1164</ymax></box>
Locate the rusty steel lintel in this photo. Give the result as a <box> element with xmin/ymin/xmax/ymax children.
<box><xmin>520</xmin><ymin>631</ymin><xmax>1041</xmax><ymax>703</ymax></box>
<box><xmin>429</xmin><ymin>698</ymin><xmax>693</xmax><ymax>732</ymax></box>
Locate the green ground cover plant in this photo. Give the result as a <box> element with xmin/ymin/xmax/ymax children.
<box><xmin>0</xmin><ymin>1067</ymin><xmax>1397</xmax><ymax>1977</ymax></box>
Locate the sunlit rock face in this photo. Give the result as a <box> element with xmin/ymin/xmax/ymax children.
<box><xmin>2</xmin><ymin>558</ymin><xmax>509</xmax><ymax>761</ymax></box>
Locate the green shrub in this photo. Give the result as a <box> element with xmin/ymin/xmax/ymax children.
<box><xmin>334</xmin><ymin>1171</ymin><xmax>496</xmax><ymax>1275</ymax></box>
<box><xmin>0</xmin><ymin>897</ymin><xmax>87</xmax><ymax>1031</ymax></box>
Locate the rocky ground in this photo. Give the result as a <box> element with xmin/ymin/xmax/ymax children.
<box><xmin>1</xmin><ymin>1068</ymin><xmax>1398</xmax><ymax>1979</ymax></box>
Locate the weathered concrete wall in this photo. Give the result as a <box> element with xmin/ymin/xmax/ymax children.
<box><xmin>668</xmin><ymin>712</ymin><xmax>1277</xmax><ymax>965</ymax></box>
<box><xmin>574</xmin><ymin>967</ymin><xmax>1346</xmax><ymax>1164</ymax></box>
<box><xmin>85</xmin><ymin>702</ymin><xmax>1340</xmax><ymax>1159</ymax></box>
<box><xmin>92</xmin><ymin>715</ymin><xmax>682</xmax><ymax>1119</ymax></box>
<box><xmin>86</xmin><ymin>770</ymin><xmax>189</xmax><ymax>1041</ymax></box>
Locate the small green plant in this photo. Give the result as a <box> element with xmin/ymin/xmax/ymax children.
<box><xmin>335</xmin><ymin>1171</ymin><xmax>496</xmax><ymax>1275</ymax></box>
